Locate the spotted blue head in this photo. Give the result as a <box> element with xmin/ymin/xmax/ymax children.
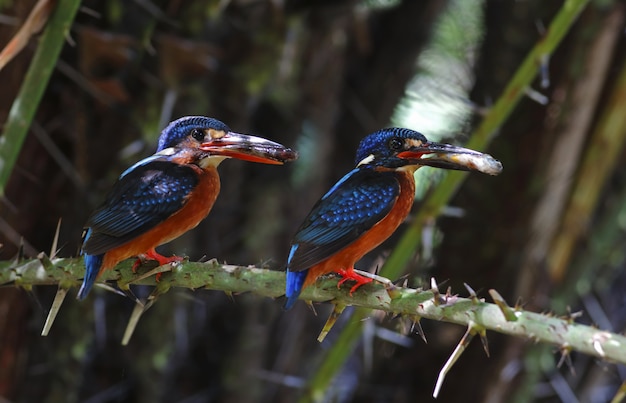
<box><xmin>354</xmin><ymin>127</ymin><xmax>503</xmax><ymax>174</ymax></box>
<box><xmin>157</xmin><ymin>116</ymin><xmax>230</xmax><ymax>152</ymax></box>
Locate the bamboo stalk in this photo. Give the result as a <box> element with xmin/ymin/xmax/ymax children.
<box><xmin>0</xmin><ymin>0</ymin><xmax>82</xmax><ymax>195</ymax></box>
<box><xmin>548</xmin><ymin>58</ymin><xmax>626</xmax><ymax>281</ymax></box>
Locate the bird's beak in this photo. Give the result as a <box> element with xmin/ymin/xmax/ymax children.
<box><xmin>200</xmin><ymin>132</ymin><xmax>298</xmax><ymax>165</ymax></box>
<box><xmin>398</xmin><ymin>142</ymin><xmax>503</xmax><ymax>176</ymax></box>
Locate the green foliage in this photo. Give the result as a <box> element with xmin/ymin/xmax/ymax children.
<box><xmin>0</xmin><ymin>0</ymin><xmax>81</xmax><ymax>195</ymax></box>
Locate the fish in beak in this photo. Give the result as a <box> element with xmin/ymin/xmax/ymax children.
<box><xmin>398</xmin><ymin>142</ymin><xmax>502</xmax><ymax>176</ymax></box>
<box><xmin>200</xmin><ymin>132</ymin><xmax>298</xmax><ymax>165</ymax></box>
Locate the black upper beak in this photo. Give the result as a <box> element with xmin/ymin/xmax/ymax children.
<box><xmin>398</xmin><ymin>142</ymin><xmax>502</xmax><ymax>176</ymax></box>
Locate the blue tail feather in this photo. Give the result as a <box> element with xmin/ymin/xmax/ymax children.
<box><xmin>77</xmin><ymin>253</ymin><xmax>103</xmax><ymax>300</ymax></box>
<box><xmin>284</xmin><ymin>269</ymin><xmax>307</xmax><ymax>310</ymax></box>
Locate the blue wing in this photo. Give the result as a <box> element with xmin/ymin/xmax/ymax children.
<box><xmin>287</xmin><ymin>167</ymin><xmax>400</xmax><ymax>272</ymax></box>
<box><xmin>81</xmin><ymin>158</ymin><xmax>199</xmax><ymax>255</ymax></box>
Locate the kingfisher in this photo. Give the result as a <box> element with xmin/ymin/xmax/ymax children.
<box><xmin>78</xmin><ymin>116</ymin><xmax>297</xmax><ymax>300</ymax></box>
<box><xmin>284</xmin><ymin>127</ymin><xmax>502</xmax><ymax>309</ymax></box>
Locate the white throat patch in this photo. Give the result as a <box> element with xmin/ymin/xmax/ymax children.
<box><xmin>199</xmin><ymin>155</ymin><xmax>228</xmax><ymax>168</ymax></box>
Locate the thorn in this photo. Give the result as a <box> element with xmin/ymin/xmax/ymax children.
<box><xmin>119</xmin><ymin>283</ymin><xmax>139</xmax><ymax>302</ymax></box>
<box><xmin>557</xmin><ymin>345</ymin><xmax>574</xmax><ymax>376</ymax></box>
<box><xmin>489</xmin><ymin>289</ymin><xmax>518</xmax><ymax>322</ymax></box>
<box><xmin>306</xmin><ymin>300</ymin><xmax>317</xmax><ymax>316</ymax></box>
<box><xmin>317</xmin><ymin>303</ymin><xmax>346</xmax><ymax>343</ymax></box>
<box><xmin>464</xmin><ymin>283</ymin><xmax>480</xmax><ymax>305</ymax></box>
<box><xmin>563</xmin><ymin>307</ymin><xmax>583</xmax><ymax>324</ymax></box>
<box><xmin>102</xmin><ymin>282</ymin><xmax>132</xmax><ymax>298</ymax></box>
<box><xmin>223</xmin><ymin>290</ymin><xmax>234</xmax><ymax>302</ymax></box>
<box><xmin>385</xmin><ymin>285</ymin><xmax>402</xmax><ymax>300</ymax></box>
<box><xmin>121</xmin><ymin>293</ymin><xmax>158</xmax><ymax>345</ymax></box>
<box><xmin>41</xmin><ymin>286</ymin><xmax>67</xmax><ymax>336</ymax></box>
<box><xmin>37</xmin><ymin>252</ymin><xmax>54</xmax><ymax>271</ymax></box>
<box><xmin>430</xmin><ymin>278</ymin><xmax>443</xmax><ymax>306</ymax></box>
<box><xmin>122</xmin><ymin>300</ymin><xmax>145</xmax><ymax>346</ymax></box>
<box><xmin>464</xmin><ymin>283</ymin><xmax>477</xmax><ymax>298</ymax></box>
<box><xmin>433</xmin><ymin>323</ymin><xmax>476</xmax><ymax>398</ymax></box>
<box><xmin>410</xmin><ymin>316</ymin><xmax>427</xmax><ymax>344</ymax></box>
<box><xmin>478</xmin><ymin>327</ymin><xmax>489</xmax><ymax>357</ymax></box>
<box><xmin>50</xmin><ymin>218</ymin><xmax>62</xmax><ymax>259</ymax></box>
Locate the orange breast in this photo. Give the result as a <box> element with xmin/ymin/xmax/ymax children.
<box><xmin>101</xmin><ymin>165</ymin><xmax>220</xmax><ymax>273</ymax></box>
<box><xmin>303</xmin><ymin>169</ymin><xmax>416</xmax><ymax>288</ymax></box>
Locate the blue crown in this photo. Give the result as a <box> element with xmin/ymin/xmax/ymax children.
<box><xmin>157</xmin><ymin>116</ymin><xmax>230</xmax><ymax>152</ymax></box>
<box><xmin>354</xmin><ymin>128</ymin><xmax>426</xmax><ymax>165</ymax></box>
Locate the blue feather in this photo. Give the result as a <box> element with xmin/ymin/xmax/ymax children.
<box><xmin>82</xmin><ymin>161</ymin><xmax>198</xmax><ymax>255</ymax></box>
<box><xmin>285</xmin><ymin>168</ymin><xmax>400</xmax><ymax>272</ymax></box>
<box><xmin>284</xmin><ymin>269</ymin><xmax>307</xmax><ymax>310</ymax></box>
<box><xmin>120</xmin><ymin>154</ymin><xmax>163</xmax><ymax>178</ymax></box>
<box><xmin>78</xmin><ymin>253</ymin><xmax>103</xmax><ymax>300</ymax></box>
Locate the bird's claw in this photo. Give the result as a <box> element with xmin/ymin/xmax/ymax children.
<box><xmin>337</xmin><ymin>268</ymin><xmax>373</xmax><ymax>295</ymax></box>
<box><xmin>132</xmin><ymin>250</ymin><xmax>183</xmax><ymax>280</ymax></box>
<box><xmin>131</xmin><ymin>258</ymin><xmax>143</xmax><ymax>273</ymax></box>
<box><xmin>133</xmin><ymin>250</ymin><xmax>183</xmax><ymax>271</ymax></box>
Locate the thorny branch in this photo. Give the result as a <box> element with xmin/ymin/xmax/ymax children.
<box><xmin>3</xmin><ymin>256</ymin><xmax>626</xmax><ymax>367</ymax></box>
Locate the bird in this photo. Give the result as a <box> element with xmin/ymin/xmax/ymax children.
<box><xmin>284</xmin><ymin>127</ymin><xmax>502</xmax><ymax>309</ymax></box>
<box><xmin>78</xmin><ymin>116</ymin><xmax>297</xmax><ymax>300</ymax></box>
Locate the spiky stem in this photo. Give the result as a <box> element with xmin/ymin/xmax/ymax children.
<box><xmin>3</xmin><ymin>256</ymin><xmax>626</xmax><ymax>366</ymax></box>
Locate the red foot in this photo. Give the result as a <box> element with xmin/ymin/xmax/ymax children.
<box><xmin>144</xmin><ymin>248</ymin><xmax>183</xmax><ymax>266</ymax></box>
<box><xmin>131</xmin><ymin>258</ymin><xmax>143</xmax><ymax>273</ymax></box>
<box><xmin>337</xmin><ymin>268</ymin><xmax>373</xmax><ymax>295</ymax></box>
<box><xmin>131</xmin><ymin>249</ymin><xmax>183</xmax><ymax>280</ymax></box>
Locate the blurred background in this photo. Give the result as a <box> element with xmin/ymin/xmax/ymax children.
<box><xmin>1</xmin><ymin>0</ymin><xmax>626</xmax><ymax>402</ymax></box>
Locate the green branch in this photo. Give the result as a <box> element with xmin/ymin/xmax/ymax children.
<box><xmin>2</xmin><ymin>256</ymin><xmax>625</xmax><ymax>364</ymax></box>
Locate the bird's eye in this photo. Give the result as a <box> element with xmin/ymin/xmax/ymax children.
<box><xmin>388</xmin><ymin>137</ymin><xmax>404</xmax><ymax>151</ymax></box>
<box><xmin>190</xmin><ymin>128</ymin><xmax>205</xmax><ymax>141</ymax></box>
